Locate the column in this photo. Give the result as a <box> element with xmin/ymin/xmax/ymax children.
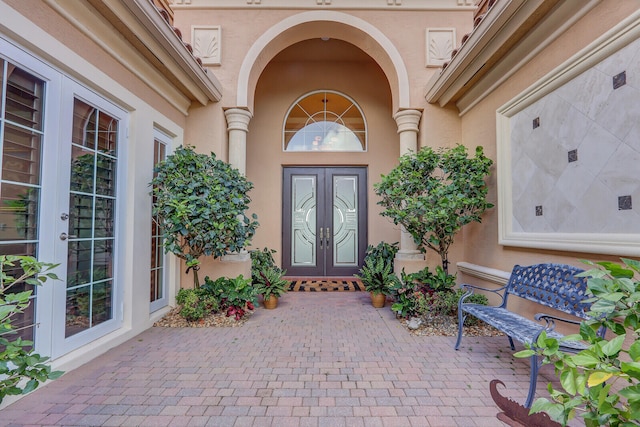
<box><xmin>221</xmin><ymin>107</ymin><xmax>253</xmax><ymax>265</ymax></box>
<box><xmin>393</xmin><ymin>109</ymin><xmax>425</xmax><ymax>268</ymax></box>
<box><xmin>224</xmin><ymin>107</ymin><xmax>252</xmax><ymax>176</ymax></box>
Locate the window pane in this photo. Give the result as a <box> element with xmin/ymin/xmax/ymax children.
<box><xmin>0</xmin><ymin>183</ymin><xmax>39</xmax><ymax>241</ymax></box>
<box><xmin>2</xmin><ymin>124</ymin><xmax>41</xmax><ymax>184</ymax></box>
<box><xmin>66</xmin><ymin>286</ymin><xmax>90</xmax><ymax>337</ymax></box>
<box><xmin>72</xmin><ymin>99</ymin><xmax>97</xmax><ymax>149</ymax></box>
<box><xmin>70</xmin><ymin>146</ymin><xmax>95</xmax><ymax>193</ymax></box>
<box><xmin>0</xmin><ymin>62</ymin><xmax>44</xmax><ymax>348</ymax></box>
<box><xmin>67</xmin><ymin>240</ymin><xmax>92</xmax><ymax>287</ymax></box>
<box><xmin>5</xmin><ymin>65</ymin><xmax>44</xmax><ymax>131</ymax></box>
<box><xmin>284</xmin><ymin>91</ymin><xmax>366</xmax><ymax>152</ymax></box>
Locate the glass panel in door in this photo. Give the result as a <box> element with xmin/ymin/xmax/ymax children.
<box><xmin>65</xmin><ymin>98</ymin><xmax>117</xmax><ymax>338</ymax></box>
<box><xmin>0</xmin><ymin>61</ymin><xmax>45</xmax><ymax>345</ymax></box>
<box><xmin>283</xmin><ymin>167</ymin><xmax>366</xmax><ymax>277</ymax></box>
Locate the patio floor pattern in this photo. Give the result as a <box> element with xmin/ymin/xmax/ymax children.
<box><xmin>1</xmin><ymin>292</ymin><xmax>569</xmax><ymax>427</ymax></box>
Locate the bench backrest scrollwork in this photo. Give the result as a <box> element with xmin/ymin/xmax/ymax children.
<box><xmin>504</xmin><ymin>263</ymin><xmax>592</xmax><ymax>319</ymax></box>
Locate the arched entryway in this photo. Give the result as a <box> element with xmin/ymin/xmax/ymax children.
<box><xmin>227</xmin><ymin>12</ymin><xmax>424</xmax><ymax>275</ymax></box>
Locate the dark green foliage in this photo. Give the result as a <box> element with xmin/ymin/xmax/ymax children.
<box><xmin>515</xmin><ymin>259</ymin><xmax>640</xmax><ymax>426</ymax></box>
<box><xmin>355</xmin><ymin>256</ymin><xmax>399</xmax><ymax>296</ymax></box>
<box><xmin>175</xmin><ymin>288</ymin><xmax>219</xmax><ymax>321</ymax></box>
<box><xmin>364</xmin><ymin>241</ymin><xmax>399</xmax><ymax>270</ymax></box>
<box><xmin>1</xmin><ymin>256</ymin><xmax>63</xmax><ymax>403</ymax></box>
<box><xmin>250</xmin><ymin>248</ymin><xmax>283</xmax><ymax>281</ymax></box>
<box><xmin>201</xmin><ymin>275</ymin><xmax>258</xmax><ymax>320</ymax></box>
<box><xmin>390</xmin><ymin>265</ymin><xmax>488</xmax><ymax>320</ymax></box>
<box><xmin>374</xmin><ymin>145</ymin><xmax>493</xmax><ymax>273</ymax></box>
<box><xmin>150</xmin><ymin>145</ymin><xmax>259</xmax><ymax>287</ymax></box>
<box><xmin>253</xmin><ymin>266</ymin><xmax>288</xmax><ymax>300</ymax></box>
<box><xmin>422</xmin><ymin>289</ymin><xmax>488</xmax><ymax>319</ymax></box>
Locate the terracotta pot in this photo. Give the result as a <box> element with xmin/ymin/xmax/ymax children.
<box><xmin>370</xmin><ymin>292</ymin><xmax>385</xmax><ymax>308</ymax></box>
<box><xmin>263</xmin><ymin>296</ymin><xmax>278</xmax><ymax>309</ymax></box>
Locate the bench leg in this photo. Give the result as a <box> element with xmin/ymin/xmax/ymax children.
<box><xmin>525</xmin><ymin>353</ymin><xmax>541</xmax><ymax>408</ymax></box>
<box><xmin>454</xmin><ymin>311</ymin><xmax>466</xmax><ymax>350</ymax></box>
<box><xmin>507</xmin><ymin>336</ymin><xmax>515</xmax><ymax>351</ymax></box>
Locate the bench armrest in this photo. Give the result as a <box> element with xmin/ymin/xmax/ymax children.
<box><xmin>534</xmin><ymin>313</ymin><xmax>581</xmax><ymax>333</ymax></box>
<box><xmin>458</xmin><ymin>283</ymin><xmax>508</xmax><ymax>306</ymax></box>
<box><xmin>535</xmin><ymin>313</ymin><xmax>607</xmax><ymax>338</ymax></box>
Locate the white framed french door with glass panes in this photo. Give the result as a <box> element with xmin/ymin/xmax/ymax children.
<box><xmin>1</xmin><ymin>37</ymin><xmax>127</xmax><ymax>360</ymax></box>
<box><xmin>50</xmin><ymin>81</ymin><xmax>126</xmax><ymax>357</ymax></box>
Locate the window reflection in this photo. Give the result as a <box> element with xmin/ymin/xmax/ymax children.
<box><xmin>284</xmin><ymin>91</ymin><xmax>366</xmax><ymax>152</ymax></box>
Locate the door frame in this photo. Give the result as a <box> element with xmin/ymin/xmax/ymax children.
<box><xmin>282</xmin><ymin>166</ymin><xmax>367</xmax><ymax>277</ymax></box>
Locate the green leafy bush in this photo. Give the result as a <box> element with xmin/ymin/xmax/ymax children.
<box><xmin>150</xmin><ymin>145</ymin><xmax>259</xmax><ymax>287</ymax></box>
<box><xmin>355</xmin><ymin>256</ymin><xmax>399</xmax><ymax>296</ymax></box>
<box><xmin>364</xmin><ymin>241</ymin><xmax>399</xmax><ymax>270</ymax></box>
<box><xmin>515</xmin><ymin>259</ymin><xmax>640</xmax><ymax>426</ymax></box>
<box><xmin>374</xmin><ymin>145</ymin><xmax>493</xmax><ymax>273</ymax></box>
<box><xmin>175</xmin><ymin>288</ymin><xmax>218</xmax><ymax>321</ymax></box>
<box><xmin>202</xmin><ymin>275</ymin><xmax>257</xmax><ymax>320</ymax></box>
<box><xmin>1</xmin><ymin>255</ymin><xmax>63</xmax><ymax>403</ymax></box>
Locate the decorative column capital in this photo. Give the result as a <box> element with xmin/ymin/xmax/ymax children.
<box><xmin>224</xmin><ymin>108</ymin><xmax>253</xmax><ymax>132</ymax></box>
<box><xmin>393</xmin><ymin>109</ymin><xmax>422</xmax><ymax>134</ymax></box>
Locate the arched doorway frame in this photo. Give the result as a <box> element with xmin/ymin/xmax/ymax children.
<box><xmin>235</xmin><ymin>10</ymin><xmax>411</xmax><ymax>113</ymax></box>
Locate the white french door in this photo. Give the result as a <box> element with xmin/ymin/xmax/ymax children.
<box><xmin>49</xmin><ymin>81</ymin><xmax>125</xmax><ymax>357</ymax></box>
<box><xmin>0</xmin><ymin>37</ymin><xmax>126</xmax><ymax>359</ymax></box>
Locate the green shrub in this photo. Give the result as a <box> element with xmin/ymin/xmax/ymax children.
<box><xmin>175</xmin><ymin>288</ymin><xmax>218</xmax><ymax>321</ymax></box>
<box><xmin>202</xmin><ymin>275</ymin><xmax>257</xmax><ymax>320</ymax></box>
<box><xmin>1</xmin><ymin>256</ymin><xmax>63</xmax><ymax>402</ymax></box>
<box><xmin>418</xmin><ymin>289</ymin><xmax>488</xmax><ymax>321</ymax></box>
<box><xmin>364</xmin><ymin>241</ymin><xmax>399</xmax><ymax>269</ymax></box>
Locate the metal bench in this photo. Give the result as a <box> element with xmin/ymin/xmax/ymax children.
<box><xmin>455</xmin><ymin>263</ymin><xmax>605</xmax><ymax>407</ymax></box>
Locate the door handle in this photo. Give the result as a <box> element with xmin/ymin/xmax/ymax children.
<box><xmin>325</xmin><ymin>227</ymin><xmax>330</xmax><ymax>247</ymax></box>
<box><xmin>59</xmin><ymin>232</ymin><xmax>78</xmax><ymax>241</ymax></box>
<box><xmin>319</xmin><ymin>227</ymin><xmax>323</xmax><ymax>249</ymax></box>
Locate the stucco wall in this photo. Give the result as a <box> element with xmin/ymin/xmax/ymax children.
<box><xmin>457</xmin><ymin>0</ymin><xmax>640</xmax><ymax>324</ymax></box>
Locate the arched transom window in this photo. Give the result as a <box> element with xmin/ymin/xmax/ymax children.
<box><xmin>284</xmin><ymin>91</ymin><xmax>366</xmax><ymax>152</ymax></box>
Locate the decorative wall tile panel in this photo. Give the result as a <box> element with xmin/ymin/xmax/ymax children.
<box><xmin>426</xmin><ymin>28</ymin><xmax>455</xmax><ymax>68</ymax></box>
<box><xmin>192</xmin><ymin>26</ymin><xmax>221</xmax><ymax>65</ymax></box>
<box><xmin>510</xmin><ymin>36</ymin><xmax>640</xmax><ymax>234</ymax></box>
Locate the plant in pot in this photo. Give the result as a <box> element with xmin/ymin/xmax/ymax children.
<box><xmin>253</xmin><ymin>266</ymin><xmax>288</xmax><ymax>309</ymax></box>
<box><xmin>355</xmin><ymin>255</ymin><xmax>400</xmax><ymax>308</ymax></box>
<box><xmin>150</xmin><ymin>145</ymin><xmax>259</xmax><ymax>288</ymax></box>
<box><xmin>374</xmin><ymin>145</ymin><xmax>493</xmax><ymax>274</ymax></box>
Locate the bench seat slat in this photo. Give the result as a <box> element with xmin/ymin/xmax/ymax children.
<box><xmin>462</xmin><ymin>304</ymin><xmax>589</xmax><ymax>351</ymax></box>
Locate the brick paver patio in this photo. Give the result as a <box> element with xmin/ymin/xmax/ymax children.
<box><xmin>1</xmin><ymin>292</ymin><xmax>562</xmax><ymax>426</ymax></box>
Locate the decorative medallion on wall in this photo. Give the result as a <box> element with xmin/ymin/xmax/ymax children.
<box><xmin>192</xmin><ymin>26</ymin><xmax>221</xmax><ymax>66</ymax></box>
<box><xmin>426</xmin><ymin>28</ymin><xmax>456</xmax><ymax>68</ymax></box>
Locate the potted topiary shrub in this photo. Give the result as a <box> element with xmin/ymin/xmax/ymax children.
<box><xmin>150</xmin><ymin>145</ymin><xmax>259</xmax><ymax>288</ymax></box>
<box><xmin>374</xmin><ymin>145</ymin><xmax>493</xmax><ymax>274</ymax></box>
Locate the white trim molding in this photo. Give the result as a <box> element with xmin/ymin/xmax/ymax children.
<box><xmin>456</xmin><ymin>262</ymin><xmax>510</xmax><ymax>286</ymax></box>
<box><xmin>497</xmin><ymin>10</ymin><xmax>640</xmax><ymax>257</ymax></box>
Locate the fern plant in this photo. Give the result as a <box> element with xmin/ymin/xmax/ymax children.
<box><xmin>355</xmin><ymin>256</ymin><xmax>399</xmax><ymax>295</ymax></box>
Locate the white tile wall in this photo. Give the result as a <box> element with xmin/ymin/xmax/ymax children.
<box><xmin>511</xmin><ymin>37</ymin><xmax>640</xmax><ymax>233</ymax></box>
